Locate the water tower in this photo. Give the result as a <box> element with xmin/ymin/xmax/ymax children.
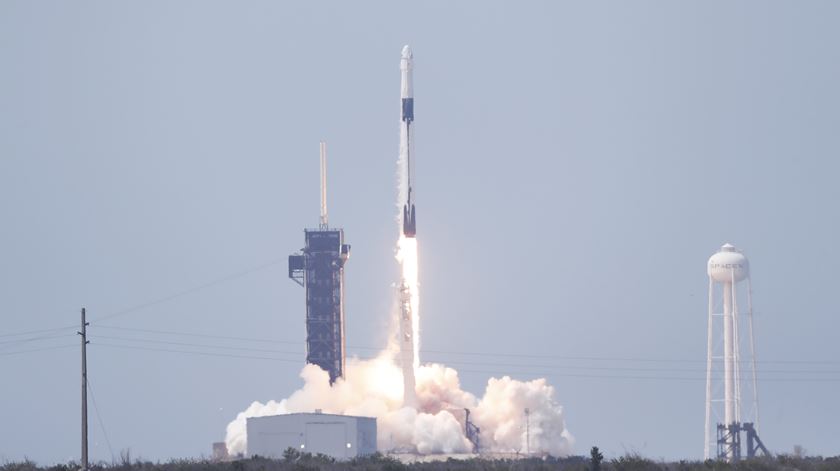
<box><xmin>704</xmin><ymin>243</ymin><xmax>769</xmax><ymax>461</ymax></box>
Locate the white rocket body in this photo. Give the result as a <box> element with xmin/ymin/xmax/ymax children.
<box><xmin>400</xmin><ymin>45</ymin><xmax>416</xmax><ymax>238</ymax></box>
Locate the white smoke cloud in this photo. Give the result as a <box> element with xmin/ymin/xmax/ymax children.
<box><xmin>224</xmin><ymin>349</ymin><xmax>574</xmax><ymax>457</ymax></box>
<box><xmin>474</xmin><ymin>376</ymin><xmax>573</xmax><ymax>456</ymax></box>
<box><xmin>225</xmin><ymin>67</ymin><xmax>573</xmax><ymax>456</ymax></box>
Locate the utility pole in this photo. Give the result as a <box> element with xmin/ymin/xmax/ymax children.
<box><xmin>524</xmin><ymin>408</ymin><xmax>530</xmax><ymax>455</ymax></box>
<box><xmin>79</xmin><ymin>308</ymin><xmax>89</xmax><ymax>471</ymax></box>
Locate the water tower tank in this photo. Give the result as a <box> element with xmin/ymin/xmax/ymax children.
<box><xmin>707</xmin><ymin>243</ymin><xmax>749</xmax><ymax>283</ymax></box>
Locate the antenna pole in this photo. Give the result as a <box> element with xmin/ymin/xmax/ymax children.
<box><xmin>79</xmin><ymin>307</ymin><xmax>89</xmax><ymax>471</ymax></box>
<box><xmin>319</xmin><ymin>141</ymin><xmax>328</xmax><ymax>229</ymax></box>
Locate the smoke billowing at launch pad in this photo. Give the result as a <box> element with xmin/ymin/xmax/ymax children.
<box><xmin>224</xmin><ymin>350</ymin><xmax>574</xmax><ymax>457</ymax></box>
<box><xmin>223</xmin><ymin>45</ymin><xmax>573</xmax><ymax>458</ymax></box>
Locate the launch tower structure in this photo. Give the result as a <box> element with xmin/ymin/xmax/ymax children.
<box><xmin>289</xmin><ymin>142</ymin><xmax>351</xmax><ymax>384</ymax></box>
<box><xmin>704</xmin><ymin>243</ymin><xmax>768</xmax><ymax>462</ymax></box>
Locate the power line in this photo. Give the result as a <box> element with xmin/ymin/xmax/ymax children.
<box><xmin>87</xmin><ymin>379</ymin><xmax>115</xmax><ymax>463</ymax></box>
<box><xmin>2</xmin><ymin>251</ymin><xmax>835</xmax><ymax>376</ymax></box>
<box><xmin>93</xmin><ymin>325</ymin><xmax>301</xmax><ymax>345</ymax></box>
<box><xmin>90</xmin><ymin>333</ymin><xmax>840</xmax><ymax>375</ymax></box>
<box><xmin>88</xmin><ymin>339</ymin><xmax>840</xmax><ymax>382</ymax></box>
<box><xmin>94</xmin><ymin>324</ymin><xmax>840</xmax><ymax>367</ymax></box>
<box><xmin>0</xmin><ymin>344</ymin><xmax>78</xmax><ymax>357</ymax></box>
<box><xmin>95</xmin><ymin>335</ymin><xmax>304</xmax><ymax>356</ymax></box>
<box><xmin>89</xmin><ymin>339</ymin><xmax>840</xmax><ymax>383</ymax></box>
<box><xmin>450</xmin><ymin>368</ymin><xmax>840</xmax><ymax>383</ymax></box>
<box><xmin>2</xmin><ymin>257</ymin><xmax>285</xmax><ymax>339</ymax></box>
<box><xmin>0</xmin><ymin>325</ymin><xmax>77</xmax><ymax>339</ymax></box>
<box><xmin>11</xmin><ymin>324</ymin><xmax>840</xmax><ymax>371</ymax></box>
<box><xmin>11</xmin><ymin>316</ymin><xmax>838</xmax><ymax>367</ymax></box>
<box><xmin>0</xmin><ymin>333</ymin><xmax>78</xmax><ymax>346</ymax></box>
<box><xmin>417</xmin><ymin>347</ymin><xmax>840</xmax><ymax>365</ymax></box>
<box><xmin>2</xmin><ymin>255</ymin><xmax>834</xmax><ymax>370</ymax></box>
<box><xmin>415</xmin><ymin>356</ymin><xmax>840</xmax><ymax>376</ymax></box>
<box><xmin>95</xmin><ymin>342</ymin><xmax>307</xmax><ymax>363</ymax></box>
<box><xmin>92</xmin><ymin>258</ymin><xmax>285</xmax><ymax>322</ymax></box>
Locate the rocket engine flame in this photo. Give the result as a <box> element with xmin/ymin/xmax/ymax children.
<box><xmin>396</xmin><ymin>235</ymin><xmax>420</xmax><ymax>368</ymax></box>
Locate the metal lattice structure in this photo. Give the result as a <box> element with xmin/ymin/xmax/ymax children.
<box><xmin>289</xmin><ymin>229</ymin><xmax>350</xmax><ymax>384</ymax></box>
<box><xmin>465</xmin><ymin>408</ymin><xmax>480</xmax><ymax>453</ymax></box>
<box><xmin>716</xmin><ymin>422</ymin><xmax>769</xmax><ymax>461</ymax></box>
<box><xmin>288</xmin><ymin>142</ymin><xmax>350</xmax><ymax>384</ymax></box>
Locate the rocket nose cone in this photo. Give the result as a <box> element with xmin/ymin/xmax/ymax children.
<box><xmin>401</xmin><ymin>45</ymin><xmax>412</xmax><ymax>59</ymax></box>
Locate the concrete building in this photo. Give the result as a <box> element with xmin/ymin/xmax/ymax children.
<box><xmin>246</xmin><ymin>412</ymin><xmax>376</xmax><ymax>460</ymax></box>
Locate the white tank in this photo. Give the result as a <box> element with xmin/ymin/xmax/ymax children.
<box><xmin>707</xmin><ymin>243</ymin><xmax>749</xmax><ymax>283</ymax></box>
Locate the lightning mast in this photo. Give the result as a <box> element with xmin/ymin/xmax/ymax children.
<box><xmin>319</xmin><ymin>141</ymin><xmax>328</xmax><ymax>229</ymax></box>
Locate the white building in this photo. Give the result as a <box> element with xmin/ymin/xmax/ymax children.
<box><xmin>246</xmin><ymin>412</ymin><xmax>377</xmax><ymax>460</ymax></box>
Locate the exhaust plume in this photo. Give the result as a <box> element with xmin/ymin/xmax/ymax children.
<box><xmin>225</xmin><ymin>346</ymin><xmax>574</xmax><ymax>456</ymax></box>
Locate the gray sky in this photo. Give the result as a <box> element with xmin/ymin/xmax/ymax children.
<box><xmin>2</xmin><ymin>0</ymin><xmax>839</xmax><ymax>464</ymax></box>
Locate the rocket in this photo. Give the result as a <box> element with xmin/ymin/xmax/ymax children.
<box><xmin>400</xmin><ymin>45</ymin><xmax>417</xmax><ymax>238</ymax></box>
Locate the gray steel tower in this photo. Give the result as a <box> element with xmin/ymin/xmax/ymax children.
<box><xmin>288</xmin><ymin>143</ymin><xmax>350</xmax><ymax>384</ymax></box>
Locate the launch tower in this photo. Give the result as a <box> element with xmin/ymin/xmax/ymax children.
<box><xmin>289</xmin><ymin>142</ymin><xmax>350</xmax><ymax>384</ymax></box>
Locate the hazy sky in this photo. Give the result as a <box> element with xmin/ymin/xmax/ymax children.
<box><xmin>2</xmin><ymin>1</ymin><xmax>839</xmax><ymax>464</ymax></box>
